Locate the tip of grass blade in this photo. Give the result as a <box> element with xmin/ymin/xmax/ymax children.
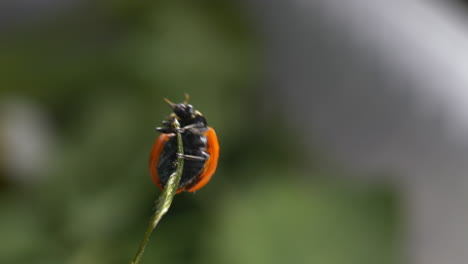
<box><xmin>131</xmin><ymin>119</ymin><xmax>184</xmax><ymax>264</ymax></box>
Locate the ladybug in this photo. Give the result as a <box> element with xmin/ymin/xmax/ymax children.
<box><xmin>149</xmin><ymin>95</ymin><xmax>219</xmax><ymax>193</ymax></box>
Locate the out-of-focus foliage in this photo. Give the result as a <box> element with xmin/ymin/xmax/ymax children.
<box><xmin>0</xmin><ymin>1</ymin><xmax>399</xmax><ymax>264</ymax></box>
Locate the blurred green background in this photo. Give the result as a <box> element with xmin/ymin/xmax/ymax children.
<box><xmin>0</xmin><ymin>1</ymin><xmax>399</xmax><ymax>263</ymax></box>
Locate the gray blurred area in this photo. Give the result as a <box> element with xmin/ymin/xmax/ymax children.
<box><xmin>243</xmin><ymin>0</ymin><xmax>468</xmax><ymax>263</ymax></box>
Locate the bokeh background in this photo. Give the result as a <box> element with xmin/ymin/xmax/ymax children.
<box><xmin>3</xmin><ymin>1</ymin><xmax>468</xmax><ymax>264</ymax></box>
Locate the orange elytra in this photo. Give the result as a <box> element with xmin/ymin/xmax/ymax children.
<box><xmin>149</xmin><ymin>95</ymin><xmax>219</xmax><ymax>193</ymax></box>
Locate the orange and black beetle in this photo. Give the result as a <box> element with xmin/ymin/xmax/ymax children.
<box><xmin>149</xmin><ymin>95</ymin><xmax>219</xmax><ymax>193</ymax></box>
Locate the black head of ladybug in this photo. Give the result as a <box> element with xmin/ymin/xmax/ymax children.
<box><xmin>160</xmin><ymin>95</ymin><xmax>208</xmax><ymax>132</ymax></box>
<box><xmin>164</xmin><ymin>98</ymin><xmax>195</xmax><ymax>120</ymax></box>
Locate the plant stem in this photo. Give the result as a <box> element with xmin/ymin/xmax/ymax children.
<box><xmin>131</xmin><ymin>119</ymin><xmax>184</xmax><ymax>264</ymax></box>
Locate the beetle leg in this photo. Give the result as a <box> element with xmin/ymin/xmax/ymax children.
<box><xmin>176</xmin><ymin>153</ymin><xmax>207</xmax><ymax>161</ymax></box>
<box><xmin>176</xmin><ymin>123</ymin><xmax>205</xmax><ymax>133</ymax></box>
<box><xmin>156</xmin><ymin>127</ymin><xmax>174</xmax><ymax>133</ymax></box>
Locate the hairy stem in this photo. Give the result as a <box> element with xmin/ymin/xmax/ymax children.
<box><xmin>131</xmin><ymin>119</ymin><xmax>184</xmax><ymax>264</ymax></box>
